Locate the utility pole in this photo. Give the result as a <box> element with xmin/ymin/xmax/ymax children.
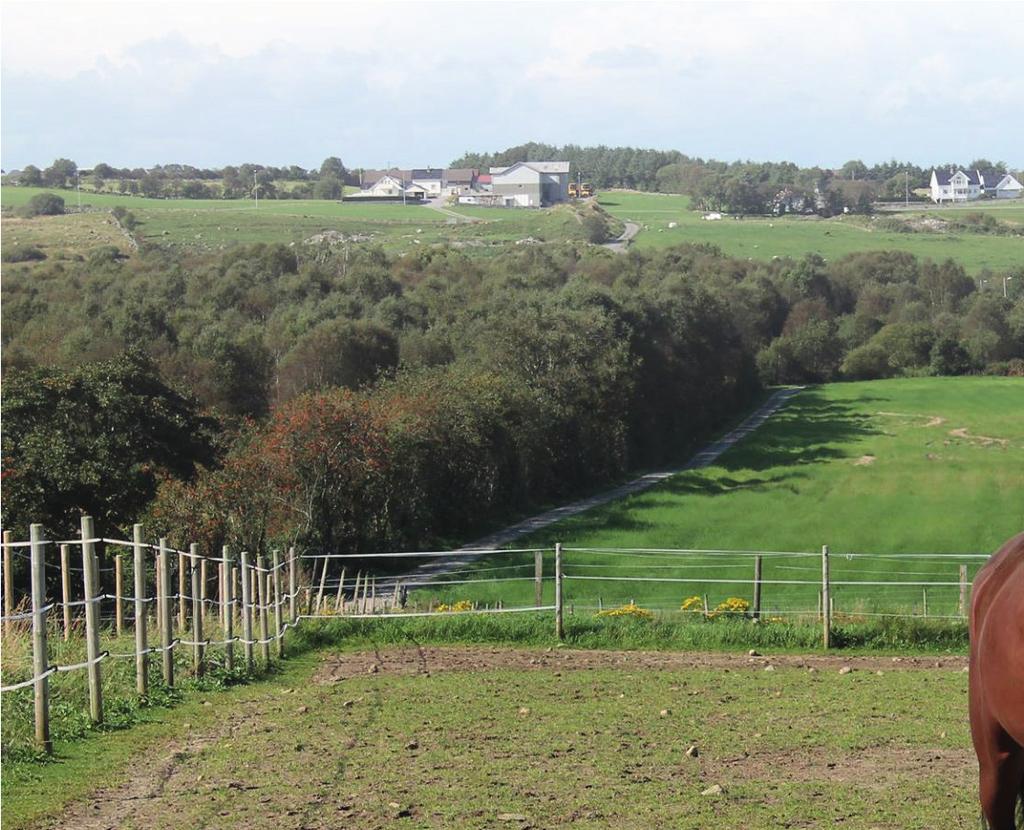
<box><xmin>77</xmin><ymin>171</ymin><xmax>82</xmax><ymax>212</ymax></box>
<box><xmin>905</xmin><ymin>171</ymin><xmax>909</xmax><ymax>207</ymax></box>
<box><xmin>254</xmin><ymin>173</ymin><xmax>258</xmax><ymax>211</ymax></box>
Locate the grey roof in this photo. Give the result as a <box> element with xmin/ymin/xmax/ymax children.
<box><xmin>491</xmin><ymin>161</ymin><xmax>571</xmax><ymax>176</ymax></box>
<box><xmin>445</xmin><ymin>168</ymin><xmax>477</xmax><ymax>183</ymax></box>
<box><xmin>411</xmin><ymin>168</ymin><xmax>443</xmax><ymax>180</ymax></box>
<box><xmin>933</xmin><ymin>169</ymin><xmax>981</xmax><ymax>186</ymax></box>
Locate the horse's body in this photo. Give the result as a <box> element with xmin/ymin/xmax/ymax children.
<box><xmin>970</xmin><ymin>532</ymin><xmax>1024</xmax><ymax>829</ymax></box>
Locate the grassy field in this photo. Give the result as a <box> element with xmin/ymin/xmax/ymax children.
<box><xmin>2</xmin><ymin>640</ymin><xmax>975</xmax><ymax>830</ymax></box>
<box><xmin>0</xmin><ymin>186</ymin><xmax>592</xmax><ymax>255</ymax></box>
<box><xmin>597</xmin><ymin>191</ymin><xmax>1024</xmax><ymax>272</ymax></box>
<box><xmin>413</xmin><ymin>377</ymin><xmax>1024</xmax><ymax>616</ymax></box>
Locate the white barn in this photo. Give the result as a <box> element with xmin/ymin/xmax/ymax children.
<box><xmin>489</xmin><ymin>161</ymin><xmax>570</xmax><ymax>207</ymax></box>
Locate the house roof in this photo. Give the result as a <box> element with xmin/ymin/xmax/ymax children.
<box><xmin>445</xmin><ymin>168</ymin><xmax>477</xmax><ymax>183</ymax></box>
<box><xmin>411</xmin><ymin>168</ymin><xmax>443</xmax><ymax>180</ymax></box>
<box><xmin>933</xmin><ymin>169</ymin><xmax>982</xmax><ymax>186</ymax></box>
<box><xmin>361</xmin><ymin>169</ymin><xmax>410</xmax><ymax>186</ymax></box>
<box><xmin>491</xmin><ymin>161</ymin><xmax>571</xmax><ymax>177</ymax></box>
<box><xmin>977</xmin><ymin>169</ymin><xmax>1020</xmax><ymax>189</ymax></box>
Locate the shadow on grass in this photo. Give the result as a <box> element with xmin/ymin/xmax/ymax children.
<box><xmin>510</xmin><ymin>387</ymin><xmax>882</xmax><ymax>546</ymax></box>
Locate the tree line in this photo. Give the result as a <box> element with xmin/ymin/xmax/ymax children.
<box><xmin>452</xmin><ymin>144</ymin><xmax>1021</xmax><ymax>216</ymax></box>
<box><xmin>9</xmin><ymin>148</ymin><xmax>1021</xmax><ymax>213</ymax></box>
<box><xmin>2</xmin><ymin>240</ymin><xmax>1021</xmax><ymax>563</ymax></box>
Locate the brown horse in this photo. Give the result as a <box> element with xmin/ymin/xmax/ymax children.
<box><xmin>970</xmin><ymin>532</ymin><xmax>1024</xmax><ymax>829</ymax></box>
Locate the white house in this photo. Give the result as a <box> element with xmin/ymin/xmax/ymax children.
<box><xmin>489</xmin><ymin>161</ymin><xmax>570</xmax><ymax>207</ymax></box>
<box><xmin>363</xmin><ymin>174</ymin><xmax>407</xmax><ymax>197</ymax></box>
<box><xmin>930</xmin><ymin>169</ymin><xmax>983</xmax><ymax>203</ymax></box>
<box><xmin>410</xmin><ymin>168</ymin><xmax>444</xmax><ymax>197</ymax></box>
<box><xmin>985</xmin><ymin>172</ymin><xmax>1023</xmax><ymax>200</ymax></box>
<box><xmin>930</xmin><ymin>168</ymin><xmax>1022</xmax><ymax>203</ymax></box>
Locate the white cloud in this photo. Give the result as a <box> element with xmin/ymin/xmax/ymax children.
<box><xmin>2</xmin><ymin>1</ymin><xmax>1022</xmax><ymax>169</ymax></box>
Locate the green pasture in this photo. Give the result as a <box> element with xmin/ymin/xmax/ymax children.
<box><xmin>598</xmin><ymin>191</ymin><xmax>1024</xmax><ymax>272</ymax></box>
<box><xmin>414</xmin><ymin>377</ymin><xmax>1024</xmax><ymax>616</ymax></box>
<box><xmin>0</xmin><ymin>186</ymin><xmax>592</xmax><ymax>254</ymax></box>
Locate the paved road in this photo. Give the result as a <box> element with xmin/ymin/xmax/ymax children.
<box><xmin>389</xmin><ymin>386</ymin><xmax>804</xmax><ymax>587</ymax></box>
<box><xmin>602</xmin><ymin>221</ymin><xmax>640</xmax><ymax>254</ymax></box>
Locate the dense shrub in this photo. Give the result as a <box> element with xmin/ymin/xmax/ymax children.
<box><xmin>19</xmin><ymin>192</ymin><xmax>65</xmax><ymax>217</ymax></box>
<box><xmin>1</xmin><ymin>244</ymin><xmax>46</xmax><ymax>263</ymax></box>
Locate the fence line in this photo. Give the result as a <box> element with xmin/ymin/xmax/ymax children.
<box><xmin>1</xmin><ymin>525</ymin><xmax>985</xmax><ymax>755</ymax></box>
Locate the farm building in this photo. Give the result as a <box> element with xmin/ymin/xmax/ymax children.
<box><xmin>983</xmin><ymin>171</ymin><xmax>1023</xmax><ymax>199</ymax></box>
<box><xmin>930</xmin><ymin>168</ymin><xmax>1022</xmax><ymax>202</ymax></box>
<box><xmin>489</xmin><ymin>161</ymin><xmax>570</xmax><ymax>207</ymax></box>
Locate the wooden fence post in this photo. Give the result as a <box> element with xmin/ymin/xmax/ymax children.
<box><xmin>223</xmin><ymin>547</ymin><xmax>234</xmax><ymax>673</ymax></box>
<box><xmin>959</xmin><ymin>565</ymin><xmax>968</xmax><ymax>617</ymax></box>
<box><xmin>30</xmin><ymin>524</ymin><xmax>52</xmax><ymax>753</ymax></box>
<box><xmin>256</xmin><ymin>554</ymin><xmax>270</xmax><ymax>666</ymax></box>
<box><xmin>190</xmin><ymin>544</ymin><xmax>204</xmax><ymax>676</ymax></box>
<box><xmin>114</xmin><ymin>553</ymin><xmax>124</xmax><ymax>637</ymax></box>
<box><xmin>752</xmin><ymin>555</ymin><xmax>763</xmax><ymax>620</ymax></box>
<box><xmin>133</xmin><ymin>524</ymin><xmax>148</xmax><ymax>696</ymax></box>
<box><xmin>80</xmin><ymin>516</ymin><xmax>104</xmax><ymax>724</ymax></box>
<box><xmin>159</xmin><ymin>538</ymin><xmax>174</xmax><ymax>687</ymax></box>
<box><xmin>821</xmin><ymin>544</ymin><xmax>831</xmax><ymax>650</ymax></box>
<box><xmin>288</xmin><ymin>547</ymin><xmax>298</xmax><ymax>624</ymax></box>
<box><xmin>240</xmin><ymin>551</ymin><xmax>254</xmax><ymax>671</ymax></box>
<box><xmin>177</xmin><ymin>551</ymin><xmax>186</xmax><ymax>632</ymax></box>
<box><xmin>154</xmin><ymin>551</ymin><xmax>162</xmax><ymax>639</ymax></box>
<box><xmin>272</xmin><ymin>549</ymin><xmax>284</xmax><ymax>658</ymax></box>
<box><xmin>555</xmin><ymin>543</ymin><xmax>564</xmax><ymax>640</ymax></box>
<box><xmin>922</xmin><ymin>589</ymin><xmax>928</xmax><ymax>618</ymax></box>
<box><xmin>534</xmin><ymin>550</ymin><xmax>543</xmax><ymax>608</ymax></box>
<box><xmin>200</xmin><ymin>557</ymin><xmax>208</xmax><ymax>629</ymax></box>
<box><xmin>60</xmin><ymin>544</ymin><xmax>72</xmax><ymax>640</ymax></box>
<box><xmin>218</xmin><ymin>560</ymin><xmax>225</xmax><ymax>633</ymax></box>
<box><xmin>3</xmin><ymin>530</ymin><xmax>13</xmax><ymax>638</ymax></box>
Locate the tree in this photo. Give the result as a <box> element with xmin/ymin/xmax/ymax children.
<box><xmin>20</xmin><ymin>164</ymin><xmax>43</xmax><ymax>186</ymax></box>
<box><xmin>319</xmin><ymin>157</ymin><xmax>347</xmax><ymax>180</ymax></box>
<box><xmin>840</xmin><ymin>160</ymin><xmax>869</xmax><ymax>180</ymax></box>
<box><xmin>314</xmin><ymin>176</ymin><xmax>343</xmax><ymax>200</ymax></box>
<box><xmin>1</xmin><ymin>352</ymin><xmax>218</xmax><ymax>538</ymax></box>
<box><xmin>42</xmin><ymin>158</ymin><xmax>77</xmax><ymax>188</ymax></box>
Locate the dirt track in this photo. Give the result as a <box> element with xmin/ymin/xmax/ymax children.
<box><xmin>313</xmin><ymin>645</ymin><xmax>969</xmax><ymax>683</ymax></box>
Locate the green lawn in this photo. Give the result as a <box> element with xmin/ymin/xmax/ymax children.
<box><xmin>598</xmin><ymin>191</ymin><xmax>1024</xmax><ymax>273</ymax></box>
<box><xmin>414</xmin><ymin>377</ymin><xmax>1024</xmax><ymax>616</ymax></box>
<box><xmin>2</xmin><ymin>643</ymin><xmax>975</xmax><ymax>830</ymax></box>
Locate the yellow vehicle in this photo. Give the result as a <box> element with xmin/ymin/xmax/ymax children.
<box><xmin>580</xmin><ymin>182</ymin><xmax>594</xmax><ymax>198</ymax></box>
<box><xmin>568</xmin><ymin>182</ymin><xmax>579</xmax><ymax>198</ymax></box>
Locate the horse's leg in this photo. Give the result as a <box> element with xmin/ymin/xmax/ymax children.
<box><xmin>979</xmin><ymin>744</ymin><xmax>1024</xmax><ymax>830</ymax></box>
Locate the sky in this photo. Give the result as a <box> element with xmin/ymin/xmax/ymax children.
<box><xmin>2</xmin><ymin>0</ymin><xmax>1023</xmax><ymax>172</ymax></box>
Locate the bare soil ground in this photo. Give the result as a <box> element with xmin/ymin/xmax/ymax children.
<box><xmin>38</xmin><ymin>647</ymin><xmax>973</xmax><ymax>830</ymax></box>
<box><xmin>312</xmin><ymin>645</ymin><xmax>968</xmax><ymax>682</ymax></box>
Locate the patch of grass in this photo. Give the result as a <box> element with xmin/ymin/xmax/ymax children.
<box><xmin>409</xmin><ymin>377</ymin><xmax>1023</xmax><ymax>616</ymax></box>
<box><xmin>597</xmin><ymin>190</ymin><xmax>1024</xmax><ymax>273</ymax></box>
